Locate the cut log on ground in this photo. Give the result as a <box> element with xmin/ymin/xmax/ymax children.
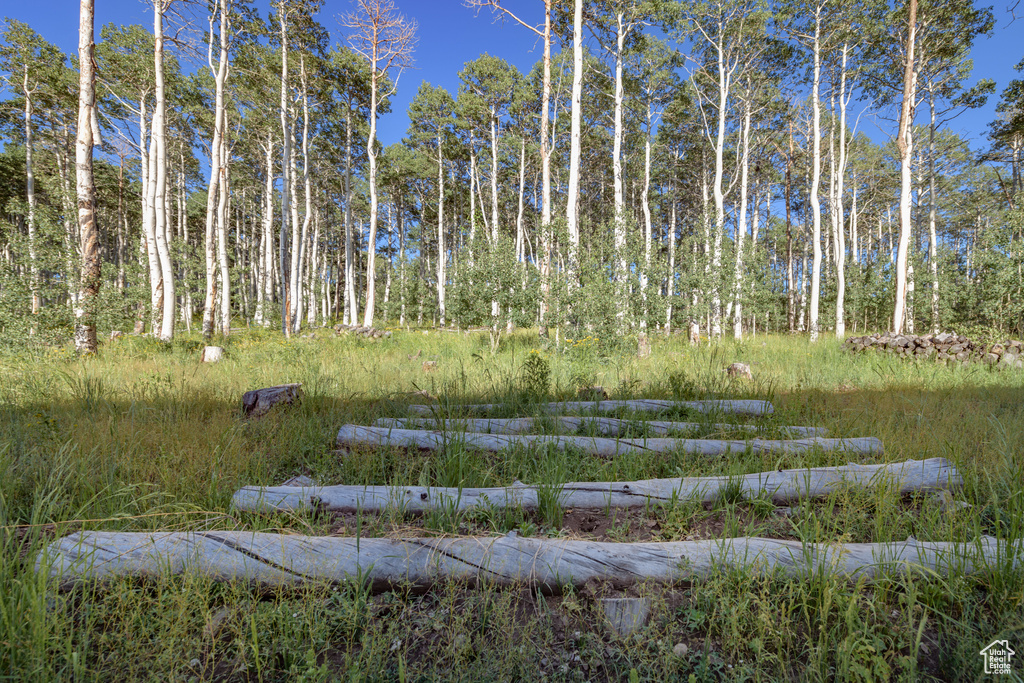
<box><xmin>231</xmin><ymin>458</ymin><xmax>956</xmax><ymax>513</ymax></box>
<box><xmin>40</xmin><ymin>531</ymin><xmax>1017</xmax><ymax>591</ymax></box>
<box><xmin>241</xmin><ymin>383</ymin><xmax>302</xmax><ymax>418</ymax></box>
<box><xmin>375</xmin><ymin>417</ymin><xmax>827</xmax><ymax>439</ymax></box>
<box><xmin>336</xmin><ymin>425</ymin><xmax>881</xmax><ymax>459</ymax></box>
<box><xmin>408</xmin><ymin>399</ymin><xmax>774</xmax><ymax>417</ymax></box>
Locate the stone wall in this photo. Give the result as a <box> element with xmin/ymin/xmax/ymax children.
<box><xmin>844</xmin><ymin>333</ymin><xmax>1023</xmax><ymax>368</ymax></box>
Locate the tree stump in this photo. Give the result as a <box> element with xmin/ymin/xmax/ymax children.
<box><xmin>202</xmin><ymin>346</ymin><xmax>223</xmax><ymax>363</ymax></box>
<box><xmin>637</xmin><ymin>333</ymin><xmax>651</xmax><ymax>358</ymax></box>
<box><xmin>241</xmin><ymin>383</ymin><xmax>302</xmax><ymax>418</ymax></box>
<box><xmin>601</xmin><ymin>597</ymin><xmax>650</xmax><ymax>636</ymax></box>
<box><xmin>727</xmin><ymin>362</ymin><xmax>752</xmax><ymax>380</ymax></box>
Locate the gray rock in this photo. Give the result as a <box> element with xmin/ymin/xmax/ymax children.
<box><xmin>982</xmin><ymin>353</ymin><xmax>999</xmax><ymax>365</ymax></box>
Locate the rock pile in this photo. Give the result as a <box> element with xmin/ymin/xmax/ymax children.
<box><xmin>844</xmin><ymin>332</ymin><xmax>1023</xmax><ymax>368</ymax></box>
<box><xmin>333</xmin><ymin>324</ymin><xmax>392</xmax><ymax>339</ymax></box>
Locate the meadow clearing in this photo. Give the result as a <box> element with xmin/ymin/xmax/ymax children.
<box><xmin>1</xmin><ymin>329</ymin><xmax>1021</xmax><ymax>682</ymax></box>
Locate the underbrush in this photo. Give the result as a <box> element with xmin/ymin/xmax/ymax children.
<box><xmin>1</xmin><ymin>328</ymin><xmax>1022</xmax><ymax>681</ymax></box>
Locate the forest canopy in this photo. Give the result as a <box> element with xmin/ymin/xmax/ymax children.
<box><xmin>0</xmin><ymin>0</ymin><xmax>1022</xmax><ymax>350</ymax></box>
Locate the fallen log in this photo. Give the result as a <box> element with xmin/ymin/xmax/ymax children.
<box><xmin>408</xmin><ymin>399</ymin><xmax>774</xmax><ymax>417</ymax></box>
<box><xmin>375</xmin><ymin>417</ymin><xmax>827</xmax><ymax>439</ymax></box>
<box><xmin>336</xmin><ymin>424</ymin><xmax>882</xmax><ymax>459</ymax></box>
<box><xmin>242</xmin><ymin>383</ymin><xmax>302</xmax><ymax>418</ymax></box>
<box><xmin>231</xmin><ymin>457</ymin><xmax>955</xmax><ymax>513</ymax></box>
<box><xmin>40</xmin><ymin>531</ymin><xmax>1017</xmax><ymax>591</ymax></box>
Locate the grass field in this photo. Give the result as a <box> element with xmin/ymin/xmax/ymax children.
<box><xmin>1</xmin><ymin>328</ymin><xmax>1022</xmax><ymax>681</ymax></box>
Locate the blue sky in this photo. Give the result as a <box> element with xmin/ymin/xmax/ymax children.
<box><xmin>3</xmin><ymin>0</ymin><xmax>1021</xmax><ymax>150</ymax></box>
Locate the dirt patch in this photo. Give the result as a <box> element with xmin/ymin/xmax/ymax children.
<box><xmin>561</xmin><ymin>507</ymin><xmax>661</xmax><ymax>541</ymax></box>
<box><xmin>324</xmin><ymin>502</ymin><xmax>799</xmax><ymax>544</ymax></box>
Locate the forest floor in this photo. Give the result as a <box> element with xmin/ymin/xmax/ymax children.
<box><xmin>1</xmin><ymin>327</ymin><xmax>1022</xmax><ymax>681</ymax></box>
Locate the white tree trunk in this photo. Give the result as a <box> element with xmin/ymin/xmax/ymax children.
<box><xmin>928</xmin><ymin>91</ymin><xmax>940</xmax><ymax>333</ymax></box>
<box><xmin>376</xmin><ymin>417</ymin><xmax>826</xmax><ymax>438</ymax></box>
<box><xmin>612</xmin><ymin>12</ymin><xmax>628</xmax><ymax>326</ymax></box>
<box><xmin>362</xmin><ymin>46</ymin><xmax>381</xmax><ymax>327</ymax></box>
<box><xmin>731</xmin><ymin>91</ymin><xmax>751</xmax><ymax>340</ymax></box>
<box><xmin>708</xmin><ymin>28</ymin><xmax>732</xmax><ymax>339</ymax></box>
<box><xmin>74</xmin><ymin>0</ymin><xmax>100</xmax><ymax>353</ymax></box>
<box><xmin>202</xmin><ymin>0</ymin><xmax>229</xmax><ymax>338</ymax></box>
<box><xmin>344</xmin><ymin>111</ymin><xmax>357</xmax><ymax>326</ymax></box>
<box><xmin>640</xmin><ymin>104</ymin><xmax>653</xmax><ymax>331</ymax></box>
<box><xmin>335</xmin><ymin>424</ymin><xmax>881</xmax><ymax>459</ymax></box>
<box><xmin>808</xmin><ymin>10</ymin><xmax>822</xmax><ymax>343</ymax></box>
<box><xmin>216</xmin><ymin>133</ymin><xmax>231</xmax><ymax>335</ymax></box>
<box><xmin>43</xmin><ymin>531</ymin><xmax>1011</xmax><ymax>591</ymax></box>
<box><xmin>236</xmin><ymin>457</ymin><xmax>953</xmax><ymax>514</ymax></box>
<box><xmin>23</xmin><ymin>68</ymin><xmax>40</xmax><ymax>316</ymax></box>
<box><xmin>255</xmin><ymin>137</ymin><xmax>274</xmax><ymax>327</ymax></box>
<box><xmin>565</xmin><ymin>0</ymin><xmax>583</xmax><ymax>286</ymax></box>
<box><xmin>893</xmin><ymin>0</ymin><xmax>918</xmax><ymax>334</ymax></box>
<box><xmin>834</xmin><ymin>43</ymin><xmax>849</xmax><ymax>339</ymax></box>
<box><xmin>408</xmin><ymin>398</ymin><xmax>774</xmax><ymax>417</ymax></box>
<box><xmin>278</xmin><ymin>7</ymin><xmax>292</xmax><ymax>337</ymax></box>
<box><xmin>437</xmin><ymin>136</ymin><xmax>446</xmax><ymax>327</ymax></box>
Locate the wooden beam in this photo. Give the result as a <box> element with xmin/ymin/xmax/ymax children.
<box><xmin>232</xmin><ymin>458</ymin><xmax>954</xmax><ymax>513</ymax></box>
<box><xmin>375</xmin><ymin>417</ymin><xmax>828</xmax><ymax>438</ymax></box>
<box><xmin>40</xmin><ymin>531</ymin><xmax>1016</xmax><ymax>591</ymax></box>
<box><xmin>408</xmin><ymin>399</ymin><xmax>774</xmax><ymax>417</ymax></box>
<box><xmin>336</xmin><ymin>424</ymin><xmax>882</xmax><ymax>459</ymax></box>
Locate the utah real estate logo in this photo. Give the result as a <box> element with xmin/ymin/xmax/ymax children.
<box><xmin>980</xmin><ymin>640</ymin><xmax>1015</xmax><ymax>676</ymax></box>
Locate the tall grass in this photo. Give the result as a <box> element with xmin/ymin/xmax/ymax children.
<box><xmin>0</xmin><ymin>328</ymin><xmax>1021</xmax><ymax>680</ymax></box>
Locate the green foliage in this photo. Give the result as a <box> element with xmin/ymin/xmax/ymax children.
<box><xmin>518</xmin><ymin>350</ymin><xmax>550</xmax><ymax>400</ymax></box>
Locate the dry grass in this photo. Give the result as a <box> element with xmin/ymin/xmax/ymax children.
<box><xmin>0</xmin><ymin>328</ymin><xmax>1021</xmax><ymax>681</ymax></box>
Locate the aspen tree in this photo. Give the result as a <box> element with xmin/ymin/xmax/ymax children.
<box><xmin>74</xmin><ymin>0</ymin><xmax>101</xmax><ymax>353</ymax></box>
<box><xmin>343</xmin><ymin>0</ymin><xmax>416</xmax><ymax>328</ymax></box>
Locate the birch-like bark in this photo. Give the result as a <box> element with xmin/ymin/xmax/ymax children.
<box><xmin>294</xmin><ymin>57</ymin><xmax>313</xmax><ymax>333</ymax></box>
<box><xmin>44</xmin><ymin>532</ymin><xmax>1011</xmax><ymax>592</ymax></box>
<box><xmin>255</xmin><ymin>137</ymin><xmax>274</xmax><ymax>327</ymax></box>
<box><xmin>217</xmin><ymin>128</ymin><xmax>231</xmax><ymax>335</ymax></box>
<box><xmin>409</xmin><ymin>398</ymin><xmax>773</xmax><ymax>417</ymax></box>
<box><xmin>344</xmin><ymin>110</ymin><xmax>356</xmax><ymax>325</ymax></box>
<box><xmin>74</xmin><ymin>0</ymin><xmax>100</xmax><ymax>353</ymax></box>
<box><xmin>565</xmin><ymin>0</ymin><xmax>583</xmax><ymax>291</ymax></box>
<box><xmin>362</xmin><ymin>64</ymin><xmax>380</xmax><ymax>327</ymax></box>
<box><xmin>927</xmin><ymin>87</ymin><xmax>939</xmax><ymax>333</ymax></box>
<box><xmin>238</xmin><ymin>458</ymin><xmax>963</xmax><ymax>516</ymax></box>
<box><xmin>336</xmin><ymin>424</ymin><xmax>881</xmax><ymax>459</ymax></box>
<box><xmin>23</xmin><ymin>67</ymin><xmax>40</xmax><ymax>316</ymax></box>
<box><xmin>731</xmin><ymin>88</ymin><xmax>752</xmax><ymax>340</ymax></box>
<box><xmin>287</xmin><ymin>106</ymin><xmax>301</xmax><ymax>330</ymax></box>
<box><xmin>437</xmin><ymin>126</ymin><xmax>446</xmax><ymax>326</ymax></box>
<box><xmin>893</xmin><ymin>0</ymin><xmax>918</xmax><ymax>334</ymax></box>
<box><xmin>808</xmin><ymin>8</ymin><xmax>822</xmax><ymax>343</ymax></box>
<box><xmin>278</xmin><ymin>5</ymin><xmax>292</xmax><ymax>337</ymax></box>
<box><xmin>834</xmin><ymin>43</ymin><xmax>849</xmax><ymax>339</ymax></box>
<box><xmin>611</xmin><ymin>11</ymin><xmax>627</xmax><ymax>325</ymax></box>
<box><xmin>203</xmin><ymin>0</ymin><xmax>229</xmax><ymax>338</ymax></box>
<box><xmin>377</xmin><ymin>417</ymin><xmax>826</xmax><ymax>438</ymax></box>
<box><xmin>640</xmin><ymin>102</ymin><xmax>653</xmax><ymax>331</ymax></box>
